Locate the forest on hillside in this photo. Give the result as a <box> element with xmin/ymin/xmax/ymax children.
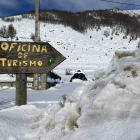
<box><xmin>2</xmin><ymin>9</ymin><xmax>140</xmax><ymax>40</ymax></box>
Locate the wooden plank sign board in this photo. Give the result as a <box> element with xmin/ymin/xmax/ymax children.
<box><xmin>0</xmin><ymin>41</ymin><xmax>66</xmax><ymax>73</ymax></box>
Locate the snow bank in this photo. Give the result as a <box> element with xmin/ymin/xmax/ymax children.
<box><xmin>0</xmin><ymin>105</ymin><xmax>42</xmax><ymax>140</ymax></box>
<box><xmin>26</xmin><ymin>49</ymin><xmax>140</xmax><ymax>140</ymax></box>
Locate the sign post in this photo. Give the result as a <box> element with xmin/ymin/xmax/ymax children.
<box><xmin>34</xmin><ymin>0</ymin><xmax>39</xmax><ymax>90</ymax></box>
<box><xmin>16</xmin><ymin>74</ymin><xmax>27</xmax><ymax>105</ymax></box>
<box><xmin>35</xmin><ymin>0</ymin><xmax>39</xmax><ymax>43</ymax></box>
<box><xmin>0</xmin><ymin>41</ymin><xmax>66</xmax><ymax>106</ymax></box>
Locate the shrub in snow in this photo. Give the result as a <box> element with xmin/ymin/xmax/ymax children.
<box><xmin>8</xmin><ymin>24</ymin><xmax>17</xmax><ymax>41</ymax></box>
<box><xmin>131</xmin><ymin>35</ymin><xmax>137</xmax><ymax>41</ymax></box>
<box><xmin>129</xmin><ymin>37</ymin><xmax>132</xmax><ymax>43</ymax></box>
<box><xmin>2</xmin><ymin>17</ymin><xmax>15</xmax><ymax>22</ymax></box>
<box><xmin>30</xmin><ymin>33</ymin><xmax>35</xmax><ymax>41</ymax></box>
<box><xmin>38</xmin><ymin>36</ymin><xmax>41</xmax><ymax>42</ymax></box>
<box><xmin>115</xmin><ymin>31</ymin><xmax>119</xmax><ymax>35</ymax></box>
<box><xmin>111</xmin><ymin>27</ymin><xmax>115</xmax><ymax>35</ymax></box>
<box><xmin>104</xmin><ymin>28</ymin><xmax>110</xmax><ymax>37</ymax></box>
<box><xmin>123</xmin><ymin>36</ymin><xmax>127</xmax><ymax>39</ymax></box>
<box><xmin>115</xmin><ymin>51</ymin><xmax>135</xmax><ymax>59</ymax></box>
<box><xmin>16</xmin><ymin>17</ymin><xmax>22</xmax><ymax>21</ymax></box>
<box><xmin>65</xmin><ymin>68</ymin><xmax>72</xmax><ymax>75</ymax></box>
<box><xmin>30</xmin><ymin>33</ymin><xmax>41</xmax><ymax>41</ymax></box>
<box><xmin>16</xmin><ymin>37</ymin><xmax>19</xmax><ymax>40</ymax></box>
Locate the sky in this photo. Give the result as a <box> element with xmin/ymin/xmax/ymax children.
<box><xmin>0</xmin><ymin>0</ymin><xmax>140</xmax><ymax>17</ymax></box>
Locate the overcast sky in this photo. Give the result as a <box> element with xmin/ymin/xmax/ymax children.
<box><xmin>0</xmin><ymin>0</ymin><xmax>140</xmax><ymax>17</ymax></box>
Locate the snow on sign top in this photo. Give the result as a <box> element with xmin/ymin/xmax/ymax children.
<box><xmin>0</xmin><ymin>41</ymin><xmax>66</xmax><ymax>74</ymax></box>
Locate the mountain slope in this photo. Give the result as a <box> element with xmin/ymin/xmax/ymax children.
<box><xmin>0</xmin><ymin>14</ymin><xmax>139</xmax><ymax>80</ymax></box>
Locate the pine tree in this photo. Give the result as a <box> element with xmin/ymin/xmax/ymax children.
<box><xmin>8</xmin><ymin>24</ymin><xmax>17</xmax><ymax>41</ymax></box>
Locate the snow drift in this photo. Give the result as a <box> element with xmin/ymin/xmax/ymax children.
<box><xmin>25</xmin><ymin>48</ymin><xmax>140</xmax><ymax>140</ymax></box>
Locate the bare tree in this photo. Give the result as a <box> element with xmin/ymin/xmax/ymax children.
<box><xmin>8</xmin><ymin>24</ymin><xmax>17</xmax><ymax>41</ymax></box>
<box><xmin>0</xmin><ymin>25</ymin><xmax>8</xmax><ymax>38</ymax></box>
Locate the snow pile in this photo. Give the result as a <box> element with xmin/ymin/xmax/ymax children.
<box><xmin>26</xmin><ymin>49</ymin><xmax>140</xmax><ymax>140</ymax></box>
<box><xmin>0</xmin><ymin>105</ymin><xmax>42</xmax><ymax>140</ymax></box>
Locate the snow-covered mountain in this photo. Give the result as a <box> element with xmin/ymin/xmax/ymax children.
<box><xmin>0</xmin><ymin>9</ymin><xmax>139</xmax><ymax>81</ymax></box>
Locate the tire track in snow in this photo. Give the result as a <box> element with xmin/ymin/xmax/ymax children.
<box><xmin>0</xmin><ymin>98</ymin><xmax>14</xmax><ymax>111</ymax></box>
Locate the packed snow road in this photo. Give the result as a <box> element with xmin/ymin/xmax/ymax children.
<box><xmin>0</xmin><ymin>82</ymin><xmax>81</xmax><ymax>110</ymax></box>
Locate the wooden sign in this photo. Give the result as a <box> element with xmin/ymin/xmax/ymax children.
<box><xmin>0</xmin><ymin>41</ymin><xmax>66</xmax><ymax>73</ymax></box>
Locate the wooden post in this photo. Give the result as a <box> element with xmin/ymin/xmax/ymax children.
<box><xmin>41</xmin><ymin>74</ymin><xmax>46</xmax><ymax>90</ymax></box>
<box><xmin>35</xmin><ymin>0</ymin><xmax>39</xmax><ymax>42</ymax></box>
<box><xmin>35</xmin><ymin>0</ymin><xmax>46</xmax><ymax>90</ymax></box>
<box><xmin>33</xmin><ymin>0</ymin><xmax>39</xmax><ymax>90</ymax></box>
<box><xmin>16</xmin><ymin>74</ymin><xmax>27</xmax><ymax>106</ymax></box>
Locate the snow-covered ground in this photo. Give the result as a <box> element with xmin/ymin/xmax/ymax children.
<box><xmin>0</xmin><ymin>12</ymin><xmax>140</xmax><ymax>139</ymax></box>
